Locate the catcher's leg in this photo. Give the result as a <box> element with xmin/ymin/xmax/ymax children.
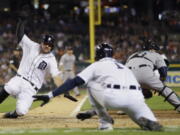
<box><xmin>0</xmin><ymin>88</ymin><xmax>9</xmax><ymax>104</ymax></box>
<box><xmin>158</xmin><ymin>86</ymin><xmax>180</xmax><ymax>112</ymax></box>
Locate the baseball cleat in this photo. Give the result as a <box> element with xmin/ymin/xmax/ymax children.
<box><xmin>138</xmin><ymin>117</ymin><xmax>163</xmax><ymax>131</ymax></box>
<box><xmin>3</xmin><ymin>110</ymin><xmax>19</xmax><ymax>119</ymax></box>
<box><xmin>99</xmin><ymin>123</ymin><xmax>113</xmax><ymax>131</ymax></box>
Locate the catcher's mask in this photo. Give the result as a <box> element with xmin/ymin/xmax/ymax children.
<box><xmin>142</xmin><ymin>39</ymin><xmax>160</xmax><ymax>51</ymax></box>
<box><xmin>95</xmin><ymin>43</ymin><xmax>113</xmax><ymax>61</ymax></box>
<box><xmin>42</xmin><ymin>34</ymin><xmax>55</xmax><ymax>50</ymax></box>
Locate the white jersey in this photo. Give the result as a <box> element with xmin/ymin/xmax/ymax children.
<box><xmin>78</xmin><ymin>58</ymin><xmax>140</xmax><ymax>89</ymax></box>
<box><xmin>59</xmin><ymin>53</ymin><xmax>76</xmax><ymax>71</ymax></box>
<box><xmin>17</xmin><ymin>35</ymin><xmax>60</xmax><ymax>89</ymax></box>
<box><xmin>77</xmin><ymin>58</ymin><xmax>157</xmax><ymax>123</ymax></box>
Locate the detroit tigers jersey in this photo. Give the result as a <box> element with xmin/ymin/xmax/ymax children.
<box><xmin>126</xmin><ymin>51</ymin><xmax>167</xmax><ymax>70</ymax></box>
<box><xmin>17</xmin><ymin>35</ymin><xmax>60</xmax><ymax>89</ymax></box>
<box><xmin>78</xmin><ymin>58</ymin><xmax>140</xmax><ymax>89</ymax></box>
<box><xmin>59</xmin><ymin>53</ymin><xmax>76</xmax><ymax>71</ymax></box>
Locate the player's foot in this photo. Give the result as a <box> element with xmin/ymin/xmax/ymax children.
<box><xmin>117</xmin><ymin>110</ymin><xmax>126</xmax><ymax>115</ymax></box>
<box><xmin>99</xmin><ymin>123</ymin><xmax>113</xmax><ymax>131</ymax></box>
<box><xmin>138</xmin><ymin>117</ymin><xmax>163</xmax><ymax>131</ymax></box>
<box><xmin>75</xmin><ymin>93</ymin><xmax>80</xmax><ymax>97</ymax></box>
<box><xmin>176</xmin><ymin>105</ymin><xmax>180</xmax><ymax>112</ymax></box>
<box><xmin>3</xmin><ymin>110</ymin><xmax>19</xmax><ymax>119</ymax></box>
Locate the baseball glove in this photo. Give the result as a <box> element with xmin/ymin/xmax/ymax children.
<box><xmin>142</xmin><ymin>88</ymin><xmax>153</xmax><ymax>99</ymax></box>
<box><xmin>76</xmin><ymin>112</ymin><xmax>93</xmax><ymax>121</ymax></box>
<box><xmin>33</xmin><ymin>95</ymin><xmax>50</xmax><ymax>107</ymax></box>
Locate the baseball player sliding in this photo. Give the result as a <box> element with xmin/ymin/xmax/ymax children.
<box><xmin>0</xmin><ymin>12</ymin><xmax>76</xmax><ymax>118</ymax></box>
<box><xmin>33</xmin><ymin>43</ymin><xmax>162</xmax><ymax>131</ymax></box>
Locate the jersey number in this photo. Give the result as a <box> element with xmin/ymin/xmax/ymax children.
<box><xmin>38</xmin><ymin>61</ymin><xmax>47</xmax><ymax>70</ymax></box>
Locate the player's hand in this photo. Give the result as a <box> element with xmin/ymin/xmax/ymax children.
<box><xmin>33</xmin><ymin>95</ymin><xmax>50</xmax><ymax>107</ymax></box>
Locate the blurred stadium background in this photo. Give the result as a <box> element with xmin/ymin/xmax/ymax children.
<box><xmin>0</xmin><ymin>0</ymin><xmax>180</xmax><ymax>90</ymax></box>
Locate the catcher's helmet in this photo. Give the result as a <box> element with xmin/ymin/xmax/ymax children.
<box><xmin>142</xmin><ymin>39</ymin><xmax>160</xmax><ymax>51</ymax></box>
<box><xmin>95</xmin><ymin>43</ymin><xmax>113</xmax><ymax>60</ymax></box>
<box><xmin>42</xmin><ymin>34</ymin><xmax>55</xmax><ymax>49</ymax></box>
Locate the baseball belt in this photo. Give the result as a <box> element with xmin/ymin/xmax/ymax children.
<box><xmin>65</xmin><ymin>69</ymin><xmax>72</xmax><ymax>72</ymax></box>
<box><xmin>107</xmin><ymin>84</ymin><xmax>141</xmax><ymax>90</ymax></box>
<box><xmin>128</xmin><ymin>64</ymin><xmax>151</xmax><ymax>69</ymax></box>
<box><xmin>16</xmin><ymin>74</ymin><xmax>39</xmax><ymax>91</ymax></box>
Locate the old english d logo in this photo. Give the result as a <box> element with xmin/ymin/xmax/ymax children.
<box><xmin>38</xmin><ymin>61</ymin><xmax>47</xmax><ymax>70</ymax></box>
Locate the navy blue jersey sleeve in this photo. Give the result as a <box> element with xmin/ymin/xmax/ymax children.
<box><xmin>52</xmin><ymin>76</ymin><xmax>85</xmax><ymax>97</ymax></box>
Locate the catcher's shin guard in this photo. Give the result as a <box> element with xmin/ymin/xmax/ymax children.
<box><xmin>0</xmin><ymin>89</ymin><xmax>9</xmax><ymax>104</ymax></box>
<box><xmin>137</xmin><ymin>117</ymin><xmax>163</xmax><ymax>131</ymax></box>
<box><xmin>159</xmin><ymin>86</ymin><xmax>180</xmax><ymax>112</ymax></box>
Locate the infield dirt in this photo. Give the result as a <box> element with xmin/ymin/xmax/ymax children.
<box><xmin>0</xmin><ymin>95</ymin><xmax>180</xmax><ymax>129</ymax></box>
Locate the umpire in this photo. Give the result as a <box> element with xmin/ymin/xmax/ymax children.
<box><xmin>126</xmin><ymin>39</ymin><xmax>180</xmax><ymax>112</ymax></box>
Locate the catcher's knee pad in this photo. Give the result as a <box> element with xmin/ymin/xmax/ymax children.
<box><xmin>137</xmin><ymin>117</ymin><xmax>163</xmax><ymax>131</ymax></box>
<box><xmin>0</xmin><ymin>88</ymin><xmax>9</xmax><ymax>104</ymax></box>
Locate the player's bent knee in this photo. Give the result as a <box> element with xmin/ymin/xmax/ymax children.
<box><xmin>16</xmin><ymin>108</ymin><xmax>28</xmax><ymax>116</ymax></box>
<box><xmin>137</xmin><ymin>117</ymin><xmax>163</xmax><ymax>131</ymax></box>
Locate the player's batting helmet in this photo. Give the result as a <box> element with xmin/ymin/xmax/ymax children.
<box><xmin>142</xmin><ymin>39</ymin><xmax>160</xmax><ymax>51</ymax></box>
<box><xmin>42</xmin><ymin>34</ymin><xmax>55</xmax><ymax>50</ymax></box>
<box><xmin>95</xmin><ymin>43</ymin><xmax>113</xmax><ymax>60</ymax></box>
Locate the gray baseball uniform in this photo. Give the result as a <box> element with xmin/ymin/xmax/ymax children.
<box><xmin>59</xmin><ymin>53</ymin><xmax>80</xmax><ymax>96</ymax></box>
<box><xmin>126</xmin><ymin>50</ymin><xmax>180</xmax><ymax>112</ymax></box>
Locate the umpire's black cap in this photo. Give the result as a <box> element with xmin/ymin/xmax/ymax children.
<box><xmin>42</xmin><ymin>34</ymin><xmax>55</xmax><ymax>49</ymax></box>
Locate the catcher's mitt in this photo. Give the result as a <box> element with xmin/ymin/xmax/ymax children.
<box><xmin>142</xmin><ymin>88</ymin><xmax>153</xmax><ymax>99</ymax></box>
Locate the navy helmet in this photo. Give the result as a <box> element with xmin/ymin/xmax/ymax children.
<box><xmin>42</xmin><ymin>34</ymin><xmax>55</xmax><ymax>49</ymax></box>
<box><xmin>142</xmin><ymin>39</ymin><xmax>160</xmax><ymax>51</ymax></box>
<box><xmin>95</xmin><ymin>43</ymin><xmax>113</xmax><ymax>60</ymax></box>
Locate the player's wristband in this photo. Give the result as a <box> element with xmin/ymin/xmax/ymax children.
<box><xmin>48</xmin><ymin>92</ymin><xmax>54</xmax><ymax>99</ymax></box>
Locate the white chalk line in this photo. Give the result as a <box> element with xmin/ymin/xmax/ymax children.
<box><xmin>70</xmin><ymin>95</ymin><xmax>88</xmax><ymax>117</ymax></box>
